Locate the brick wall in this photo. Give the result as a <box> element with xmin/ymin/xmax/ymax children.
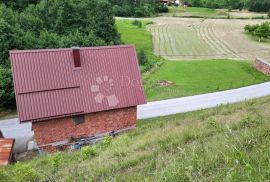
<box><xmin>32</xmin><ymin>106</ymin><xmax>137</xmax><ymax>152</ymax></box>
<box><xmin>255</xmin><ymin>58</ymin><xmax>270</xmax><ymax>76</ymax></box>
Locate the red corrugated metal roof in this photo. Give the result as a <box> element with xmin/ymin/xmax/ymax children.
<box><xmin>10</xmin><ymin>45</ymin><xmax>146</xmax><ymax>122</ymax></box>
<box><xmin>0</xmin><ymin>139</ymin><xmax>14</xmax><ymax>166</ymax></box>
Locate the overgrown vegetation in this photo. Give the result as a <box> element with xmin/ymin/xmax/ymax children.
<box><xmin>245</xmin><ymin>22</ymin><xmax>270</xmax><ymax>41</ymax></box>
<box><xmin>0</xmin><ymin>0</ymin><xmax>120</xmax><ymax>109</ymax></box>
<box><xmin>110</xmin><ymin>0</ymin><xmax>168</xmax><ymax>17</ymax></box>
<box><xmin>2</xmin><ymin>96</ymin><xmax>270</xmax><ymax>181</ymax></box>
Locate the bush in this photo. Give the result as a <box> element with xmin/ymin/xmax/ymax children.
<box><xmin>268</xmin><ymin>11</ymin><xmax>270</xmax><ymax>19</ymax></box>
<box><xmin>244</xmin><ymin>24</ymin><xmax>259</xmax><ymax>33</ymax></box>
<box><xmin>102</xmin><ymin>135</ymin><xmax>113</xmax><ymax>147</ymax></box>
<box><xmin>14</xmin><ymin>163</ymin><xmax>41</xmax><ymax>182</ymax></box>
<box><xmin>49</xmin><ymin>152</ymin><xmax>62</xmax><ymax>169</ymax></box>
<box><xmin>0</xmin><ymin>68</ymin><xmax>15</xmax><ymax>109</ymax></box>
<box><xmin>244</xmin><ymin>22</ymin><xmax>270</xmax><ymax>41</ymax></box>
<box><xmin>137</xmin><ymin>50</ymin><xmax>149</xmax><ymax>65</ymax></box>
<box><xmin>132</xmin><ymin>20</ymin><xmax>142</xmax><ymax>28</ymax></box>
<box><xmin>158</xmin><ymin>5</ymin><xmax>169</xmax><ymax>13</ymax></box>
<box><xmin>81</xmin><ymin>146</ymin><xmax>97</xmax><ymax>159</ymax></box>
<box><xmin>112</xmin><ymin>5</ymin><xmax>134</xmax><ymax>17</ymax></box>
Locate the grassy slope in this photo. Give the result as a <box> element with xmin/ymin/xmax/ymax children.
<box><xmin>3</xmin><ymin>96</ymin><xmax>270</xmax><ymax>181</ymax></box>
<box><xmin>163</xmin><ymin>7</ymin><xmax>227</xmax><ymax>18</ymax></box>
<box><xmin>116</xmin><ymin>20</ymin><xmax>153</xmax><ymax>54</ymax></box>
<box><xmin>116</xmin><ymin>20</ymin><xmax>163</xmax><ymax>72</ymax></box>
<box><xmin>116</xmin><ymin>20</ymin><xmax>270</xmax><ymax>101</ymax></box>
<box><xmin>146</xmin><ymin>60</ymin><xmax>270</xmax><ymax>101</ymax></box>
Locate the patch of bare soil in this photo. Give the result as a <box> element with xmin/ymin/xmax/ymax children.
<box><xmin>157</xmin><ymin>80</ymin><xmax>175</xmax><ymax>87</ymax></box>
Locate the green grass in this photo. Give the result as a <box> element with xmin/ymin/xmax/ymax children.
<box><xmin>116</xmin><ymin>20</ymin><xmax>270</xmax><ymax>101</ymax></box>
<box><xmin>116</xmin><ymin>20</ymin><xmax>153</xmax><ymax>55</ymax></box>
<box><xmin>163</xmin><ymin>6</ymin><xmax>228</xmax><ymax>18</ymax></box>
<box><xmin>145</xmin><ymin>60</ymin><xmax>270</xmax><ymax>101</ymax></box>
<box><xmin>2</xmin><ymin>96</ymin><xmax>270</xmax><ymax>181</ymax></box>
<box><xmin>186</xmin><ymin>7</ymin><xmax>216</xmax><ymax>14</ymax></box>
<box><xmin>116</xmin><ymin>20</ymin><xmax>164</xmax><ymax>72</ymax></box>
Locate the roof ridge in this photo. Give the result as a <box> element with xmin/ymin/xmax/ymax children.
<box><xmin>9</xmin><ymin>45</ymin><xmax>134</xmax><ymax>54</ymax></box>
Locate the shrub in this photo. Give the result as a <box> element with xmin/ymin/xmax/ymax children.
<box><xmin>81</xmin><ymin>146</ymin><xmax>97</xmax><ymax>159</ymax></box>
<box><xmin>244</xmin><ymin>24</ymin><xmax>259</xmax><ymax>33</ymax></box>
<box><xmin>268</xmin><ymin>11</ymin><xmax>270</xmax><ymax>19</ymax></box>
<box><xmin>49</xmin><ymin>152</ymin><xmax>62</xmax><ymax>169</ymax></box>
<box><xmin>158</xmin><ymin>5</ymin><xmax>169</xmax><ymax>13</ymax></box>
<box><xmin>239</xmin><ymin>114</ymin><xmax>261</xmax><ymax>128</ymax></box>
<box><xmin>207</xmin><ymin>117</ymin><xmax>217</xmax><ymax>128</ymax></box>
<box><xmin>14</xmin><ymin>163</ymin><xmax>41</xmax><ymax>182</ymax></box>
<box><xmin>137</xmin><ymin>50</ymin><xmax>149</xmax><ymax>65</ymax></box>
<box><xmin>102</xmin><ymin>135</ymin><xmax>113</xmax><ymax>147</ymax></box>
<box><xmin>0</xmin><ymin>67</ymin><xmax>15</xmax><ymax>109</ymax></box>
<box><xmin>132</xmin><ymin>20</ymin><xmax>142</xmax><ymax>28</ymax></box>
<box><xmin>254</xmin><ymin>22</ymin><xmax>270</xmax><ymax>41</ymax></box>
<box><xmin>244</xmin><ymin>22</ymin><xmax>270</xmax><ymax>41</ymax></box>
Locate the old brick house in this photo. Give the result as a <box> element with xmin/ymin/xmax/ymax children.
<box><xmin>10</xmin><ymin>45</ymin><xmax>146</xmax><ymax>152</ymax></box>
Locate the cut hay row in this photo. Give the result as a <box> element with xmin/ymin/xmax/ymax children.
<box><xmin>147</xmin><ymin>18</ymin><xmax>270</xmax><ymax>61</ymax></box>
<box><xmin>203</xmin><ymin>23</ymin><xmax>239</xmax><ymax>58</ymax></box>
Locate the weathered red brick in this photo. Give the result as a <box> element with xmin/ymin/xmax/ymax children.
<box><xmin>32</xmin><ymin>106</ymin><xmax>137</xmax><ymax>152</ymax></box>
<box><xmin>255</xmin><ymin>58</ymin><xmax>270</xmax><ymax>76</ymax></box>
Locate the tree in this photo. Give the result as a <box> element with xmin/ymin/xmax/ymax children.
<box><xmin>137</xmin><ymin>50</ymin><xmax>148</xmax><ymax>65</ymax></box>
<box><xmin>254</xmin><ymin>22</ymin><xmax>270</xmax><ymax>42</ymax></box>
<box><xmin>0</xmin><ymin>0</ymin><xmax>121</xmax><ymax>108</ymax></box>
<box><xmin>0</xmin><ymin>67</ymin><xmax>15</xmax><ymax>108</ymax></box>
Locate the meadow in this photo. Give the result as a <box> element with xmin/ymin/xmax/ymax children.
<box><xmin>116</xmin><ymin>19</ymin><xmax>270</xmax><ymax>101</ymax></box>
<box><xmin>2</xmin><ymin>95</ymin><xmax>270</xmax><ymax>181</ymax></box>
<box><xmin>161</xmin><ymin>6</ymin><xmax>268</xmax><ymax>19</ymax></box>
<box><xmin>145</xmin><ymin>60</ymin><xmax>270</xmax><ymax>101</ymax></box>
<box><xmin>147</xmin><ymin>18</ymin><xmax>270</xmax><ymax>61</ymax></box>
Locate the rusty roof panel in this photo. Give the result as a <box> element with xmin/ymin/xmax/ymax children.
<box><xmin>0</xmin><ymin>139</ymin><xmax>14</xmax><ymax>166</ymax></box>
<box><xmin>10</xmin><ymin>45</ymin><xmax>146</xmax><ymax>122</ymax></box>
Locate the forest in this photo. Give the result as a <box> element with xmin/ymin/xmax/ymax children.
<box><xmin>109</xmin><ymin>0</ymin><xmax>168</xmax><ymax>17</ymax></box>
<box><xmin>0</xmin><ymin>0</ymin><xmax>120</xmax><ymax>109</ymax></box>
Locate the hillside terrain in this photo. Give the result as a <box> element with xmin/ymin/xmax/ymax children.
<box><xmin>2</xmin><ymin>95</ymin><xmax>270</xmax><ymax>181</ymax></box>
<box><xmin>116</xmin><ymin>19</ymin><xmax>270</xmax><ymax>101</ymax></box>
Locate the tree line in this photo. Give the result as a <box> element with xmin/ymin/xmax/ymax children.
<box><xmin>109</xmin><ymin>0</ymin><xmax>168</xmax><ymax>17</ymax></box>
<box><xmin>0</xmin><ymin>0</ymin><xmax>120</xmax><ymax>109</ymax></box>
<box><xmin>183</xmin><ymin>0</ymin><xmax>270</xmax><ymax>12</ymax></box>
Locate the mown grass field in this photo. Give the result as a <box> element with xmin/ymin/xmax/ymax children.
<box><xmin>145</xmin><ymin>60</ymin><xmax>270</xmax><ymax>101</ymax></box>
<box><xmin>148</xmin><ymin>18</ymin><xmax>270</xmax><ymax>61</ymax></box>
<box><xmin>116</xmin><ymin>20</ymin><xmax>270</xmax><ymax>101</ymax></box>
<box><xmin>2</xmin><ymin>96</ymin><xmax>270</xmax><ymax>181</ymax></box>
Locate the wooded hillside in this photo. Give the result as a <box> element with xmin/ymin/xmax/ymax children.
<box><xmin>0</xmin><ymin>0</ymin><xmax>120</xmax><ymax>109</ymax></box>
